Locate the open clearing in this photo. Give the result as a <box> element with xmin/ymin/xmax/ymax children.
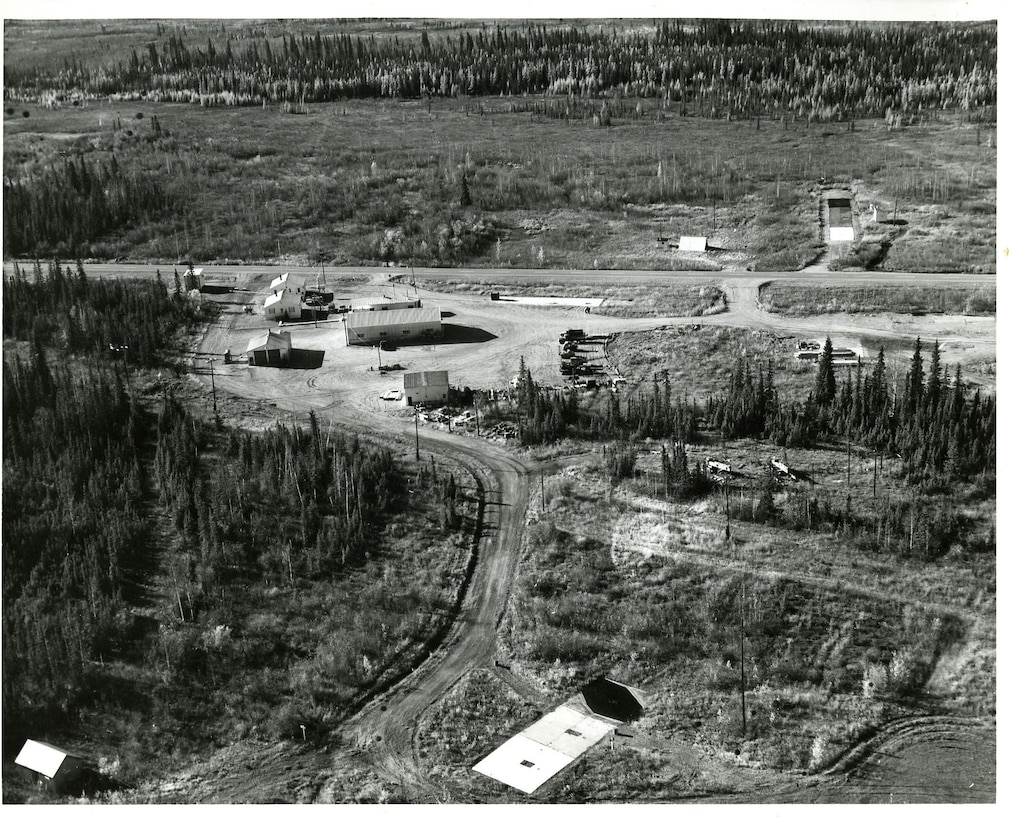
<box><xmin>22</xmin><ymin>261</ymin><xmax>991</xmax><ymax>804</ymax></box>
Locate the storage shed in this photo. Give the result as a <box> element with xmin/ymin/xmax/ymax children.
<box><xmin>344</xmin><ymin>305</ymin><xmax>442</xmax><ymax>346</ymax></box>
<box><xmin>15</xmin><ymin>739</ymin><xmax>87</xmax><ymax>794</ymax></box>
<box><xmin>678</xmin><ymin>236</ymin><xmax>707</xmax><ymax>252</ymax></box>
<box><xmin>827</xmin><ymin>197</ymin><xmax>855</xmax><ymax>241</ymax></box>
<box><xmin>246</xmin><ymin>329</ymin><xmax>292</xmax><ymax>365</ymax></box>
<box><xmin>403</xmin><ymin>370</ymin><xmax>449</xmax><ymax>406</ymax></box>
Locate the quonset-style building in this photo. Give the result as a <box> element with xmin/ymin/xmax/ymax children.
<box><xmin>344</xmin><ymin>305</ymin><xmax>442</xmax><ymax>346</ymax></box>
<box><xmin>403</xmin><ymin>370</ymin><xmax>450</xmax><ymax>406</ymax></box>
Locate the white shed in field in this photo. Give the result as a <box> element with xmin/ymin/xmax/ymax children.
<box><xmin>246</xmin><ymin>329</ymin><xmax>292</xmax><ymax>365</ymax></box>
<box><xmin>678</xmin><ymin>236</ymin><xmax>707</xmax><ymax>252</ymax></box>
<box><xmin>15</xmin><ymin>739</ymin><xmax>86</xmax><ymax>793</ymax></box>
<box><xmin>403</xmin><ymin>370</ymin><xmax>449</xmax><ymax>406</ymax></box>
<box><xmin>473</xmin><ymin>704</ymin><xmax>618</xmax><ymax>795</ymax></box>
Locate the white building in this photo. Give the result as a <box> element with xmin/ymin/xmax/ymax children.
<box><xmin>264</xmin><ymin>273</ymin><xmax>305</xmax><ymax>320</ymax></box>
<box><xmin>246</xmin><ymin>329</ymin><xmax>292</xmax><ymax>365</ymax></box>
<box><xmin>403</xmin><ymin>370</ymin><xmax>449</xmax><ymax>406</ymax></box>
<box><xmin>344</xmin><ymin>305</ymin><xmax>442</xmax><ymax>346</ymax></box>
<box><xmin>352</xmin><ymin>297</ymin><xmax>422</xmax><ymax>312</ymax></box>
<box><xmin>15</xmin><ymin>739</ymin><xmax>86</xmax><ymax>794</ymax></box>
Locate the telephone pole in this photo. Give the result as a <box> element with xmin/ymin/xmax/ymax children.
<box><xmin>414</xmin><ymin>404</ymin><xmax>420</xmax><ymax>461</ymax></box>
<box><xmin>740</xmin><ymin>573</ymin><xmax>747</xmax><ymax>740</ymax></box>
<box><xmin>207</xmin><ymin>357</ymin><xmax>217</xmax><ymax>417</ymax></box>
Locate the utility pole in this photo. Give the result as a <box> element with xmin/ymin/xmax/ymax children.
<box><xmin>414</xmin><ymin>404</ymin><xmax>420</xmax><ymax>461</ymax></box>
<box><xmin>740</xmin><ymin>573</ymin><xmax>747</xmax><ymax>740</ymax></box>
<box><xmin>376</xmin><ymin>342</ymin><xmax>383</xmax><ymax>370</ymax></box>
<box><xmin>207</xmin><ymin>357</ymin><xmax>217</xmax><ymax>417</ymax></box>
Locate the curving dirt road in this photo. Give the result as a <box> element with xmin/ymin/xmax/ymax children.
<box><xmin>64</xmin><ymin>262</ymin><xmax>993</xmax><ymax>802</ymax></box>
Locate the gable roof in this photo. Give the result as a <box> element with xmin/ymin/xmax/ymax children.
<box><xmin>246</xmin><ymin>329</ymin><xmax>292</xmax><ymax>352</ymax></box>
<box><xmin>15</xmin><ymin>739</ymin><xmax>75</xmax><ymax>779</ymax></box>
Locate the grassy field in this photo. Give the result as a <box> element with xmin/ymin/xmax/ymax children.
<box><xmin>410</xmin><ymin>447</ymin><xmax>993</xmax><ymax>800</ymax></box>
<box><xmin>2</xmin><ymin>97</ymin><xmax>995</xmax><ymax>272</ymax></box>
<box><xmin>758</xmin><ymin>283</ymin><xmax>996</xmax><ymax>316</ymax></box>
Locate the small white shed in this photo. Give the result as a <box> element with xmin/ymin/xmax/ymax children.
<box><xmin>15</xmin><ymin>739</ymin><xmax>86</xmax><ymax>793</ymax></box>
<box><xmin>403</xmin><ymin>370</ymin><xmax>449</xmax><ymax>406</ymax></box>
<box><xmin>678</xmin><ymin>236</ymin><xmax>708</xmax><ymax>252</ymax></box>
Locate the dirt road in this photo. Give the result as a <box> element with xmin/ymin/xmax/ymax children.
<box><xmin>96</xmin><ymin>263</ymin><xmax>994</xmax><ymax>802</ymax></box>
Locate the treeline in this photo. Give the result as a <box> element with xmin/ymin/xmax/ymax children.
<box><xmin>2</xmin><ymin>352</ymin><xmax>144</xmax><ymax>740</ymax></box>
<box><xmin>6</xmin><ymin>20</ymin><xmax>995</xmax><ymax>122</ymax></box>
<box><xmin>513</xmin><ymin>358</ymin><xmax>699</xmax><ymax>445</ymax></box>
<box><xmin>707</xmin><ymin>338</ymin><xmax>995</xmax><ymax>483</ymax></box>
<box><xmin>3</xmin><ymin>260</ymin><xmax>211</xmax><ymax>365</ymax></box>
<box><xmin>3</xmin><ymin>153</ymin><xmax>177</xmax><ymax>258</ymax></box>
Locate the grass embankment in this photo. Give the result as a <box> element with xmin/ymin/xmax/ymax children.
<box><xmin>758</xmin><ymin>283</ymin><xmax>996</xmax><ymax>316</ymax></box>
<box><xmin>413</xmin><ymin>274</ymin><xmax>727</xmax><ymax>318</ymax></box>
<box><xmin>415</xmin><ymin>454</ymin><xmax>993</xmax><ymax>801</ymax></box>
<box><xmin>2</xmin><ymin>96</ymin><xmax>995</xmax><ymax>272</ymax></box>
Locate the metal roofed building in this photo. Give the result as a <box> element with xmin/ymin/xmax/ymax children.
<box><xmin>246</xmin><ymin>329</ymin><xmax>292</xmax><ymax>365</ymax></box>
<box><xmin>403</xmin><ymin>370</ymin><xmax>449</xmax><ymax>406</ymax></box>
<box><xmin>344</xmin><ymin>305</ymin><xmax>442</xmax><ymax>346</ymax></box>
<box><xmin>472</xmin><ymin>704</ymin><xmax>618</xmax><ymax>795</ymax></box>
<box><xmin>15</xmin><ymin>739</ymin><xmax>87</xmax><ymax>793</ymax></box>
<box><xmin>826</xmin><ymin>193</ymin><xmax>855</xmax><ymax>242</ymax></box>
<box><xmin>678</xmin><ymin>235</ymin><xmax>707</xmax><ymax>252</ymax></box>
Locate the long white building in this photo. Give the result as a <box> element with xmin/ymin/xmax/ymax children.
<box><xmin>344</xmin><ymin>305</ymin><xmax>442</xmax><ymax>346</ymax></box>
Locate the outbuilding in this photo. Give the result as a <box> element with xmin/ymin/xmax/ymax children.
<box><xmin>403</xmin><ymin>370</ymin><xmax>449</xmax><ymax>406</ymax></box>
<box><xmin>15</xmin><ymin>739</ymin><xmax>87</xmax><ymax>794</ymax></box>
<box><xmin>344</xmin><ymin>305</ymin><xmax>442</xmax><ymax>346</ymax></box>
<box><xmin>827</xmin><ymin>194</ymin><xmax>855</xmax><ymax>241</ymax></box>
<box><xmin>246</xmin><ymin>329</ymin><xmax>292</xmax><ymax>365</ymax></box>
<box><xmin>678</xmin><ymin>236</ymin><xmax>707</xmax><ymax>252</ymax></box>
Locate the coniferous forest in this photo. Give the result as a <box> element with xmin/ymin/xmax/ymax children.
<box><xmin>2</xmin><ymin>265</ymin><xmax>469</xmax><ymax>781</ymax></box>
<box><xmin>4</xmin><ymin>20</ymin><xmax>996</xmax><ymax>122</ymax></box>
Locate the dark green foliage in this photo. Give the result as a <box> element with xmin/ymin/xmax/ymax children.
<box><xmin>3</xmin><ymin>155</ymin><xmax>176</xmax><ymax>257</ymax></box>
<box><xmin>3</xmin><ymin>353</ymin><xmax>144</xmax><ymax>744</ymax></box>
<box><xmin>3</xmin><ymin>260</ymin><xmax>212</xmax><ymax>365</ymax></box>
<box><xmin>4</xmin><ymin>21</ymin><xmax>995</xmax><ymax>123</ymax></box>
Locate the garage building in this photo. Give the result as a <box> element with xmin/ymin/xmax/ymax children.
<box><xmin>344</xmin><ymin>305</ymin><xmax>442</xmax><ymax>346</ymax></box>
<box><xmin>246</xmin><ymin>329</ymin><xmax>292</xmax><ymax>365</ymax></box>
<box><xmin>403</xmin><ymin>370</ymin><xmax>449</xmax><ymax>406</ymax></box>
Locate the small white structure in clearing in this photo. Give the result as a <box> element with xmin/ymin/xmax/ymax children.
<box><xmin>678</xmin><ymin>236</ymin><xmax>707</xmax><ymax>252</ymax></box>
<box><xmin>246</xmin><ymin>329</ymin><xmax>292</xmax><ymax>365</ymax></box>
<box><xmin>827</xmin><ymin>195</ymin><xmax>855</xmax><ymax>242</ymax></box>
<box><xmin>15</xmin><ymin>739</ymin><xmax>86</xmax><ymax>791</ymax></box>
<box><xmin>403</xmin><ymin>370</ymin><xmax>449</xmax><ymax>406</ymax></box>
<box><xmin>473</xmin><ymin>705</ymin><xmax>617</xmax><ymax>795</ymax></box>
